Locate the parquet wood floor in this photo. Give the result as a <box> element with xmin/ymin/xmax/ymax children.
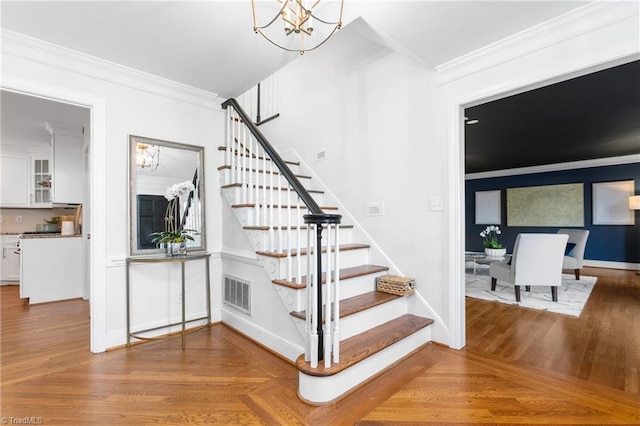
<box><xmin>1</xmin><ymin>266</ymin><xmax>638</xmax><ymax>424</ymax></box>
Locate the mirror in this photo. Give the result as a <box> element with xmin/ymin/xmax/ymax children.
<box><xmin>129</xmin><ymin>135</ymin><xmax>205</xmax><ymax>255</ymax></box>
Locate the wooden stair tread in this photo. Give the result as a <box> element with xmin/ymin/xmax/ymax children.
<box><xmin>290</xmin><ymin>290</ymin><xmax>399</xmax><ymax>320</ymax></box>
<box><xmin>217</xmin><ymin>164</ymin><xmax>311</xmax><ymax>179</ymax></box>
<box><xmin>296</xmin><ymin>314</ymin><xmax>434</xmax><ymax>377</ymax></box>
<box><xmin>231</xmin><ymin>203</ymin><xmax>338</xmax><ymax>210</ymax></box>
<box><xmin>274</xmin><ymin>264</ymin><xmax>388</xmax><ymax>290</ymax></box>
<box><xmin>257</xmin><ymin>243</ymin><xmax>370</xmax><ymax>259</ymax></box>
<box><xmin>221</xmin><ymin>183</ymin><xmax>323</xmax><ymax>194</ymax></box>
<box><xmin>244</xmin><ymin>224</ymin><xmax>353</xmax><ymax>231</ymax></box>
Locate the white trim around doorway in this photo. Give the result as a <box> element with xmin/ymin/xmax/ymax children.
<box><xmin>1</xmin><ymin>76</ymin><xmax>108</xmax><ymax>353</ymax></box>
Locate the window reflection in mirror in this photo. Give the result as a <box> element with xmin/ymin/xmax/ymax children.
<box><xmin>129</xmin><ymin>135</ymin><xmax>205</xmax><ymax>255</ymax></box>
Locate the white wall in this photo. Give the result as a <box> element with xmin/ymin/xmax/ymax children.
<box><xmin>256</xmin><ymin>20</ymin><xmax>449</xmax><ymax>343</ymax></box>
<box><xmin>247</xmin><ymin>3</ymin><xmax>640</xmax><ymax>348</ymax></box>
<box><xmin>1</xmin><ymin>30</ymin><xmax>225</xmax><ymax>351</ymax></box>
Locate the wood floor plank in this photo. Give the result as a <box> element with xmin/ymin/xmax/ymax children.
<box><xmin>1</xmin><ymin>266</ymin><xmax>638</xmax><ymax>423</ymax></box>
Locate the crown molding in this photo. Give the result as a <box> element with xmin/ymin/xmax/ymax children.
<box><xmin>1</xmin><ymin>29</ymin><xmax>222</xmax><ymax>110</ymax></box>
<box><xmin>465</xmin><ymin>154</ymin><xmax>640</xmax><ymax>181</ymax></box>
<box><xmin>436</xmin><ymin>1</ymin><xmax>639</xmax><ymax>85</ymax></box>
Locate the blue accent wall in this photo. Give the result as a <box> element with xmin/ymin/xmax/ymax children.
<box><xmin>466</xmin><ymin>163</ymin><xmax>640</xmax><ymax>264</ymax></box>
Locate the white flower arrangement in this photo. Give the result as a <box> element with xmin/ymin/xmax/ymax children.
<box><xmin>480</xmin><ymin>225</ymin><xmax>503</xmax><ymax>249</ymax></box>
<box><xmin>164</xmin><ymin>180</ymin><xmax>195</xmax><ymax>201</ymax></box>
<box><xmin>150</xmin><ymin>180</ymin><xmax>196</xmax><ymax>246</ymax></box>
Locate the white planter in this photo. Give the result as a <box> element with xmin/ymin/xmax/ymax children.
<box><xmin>485</xmin><ymin>247</ymin><xmax>506</xmax><ymax>258</ymax></box>
<box><xmin>167</xmin><ymin>241</ymin><xmax>187</xmax><ymax>256</ymax></box>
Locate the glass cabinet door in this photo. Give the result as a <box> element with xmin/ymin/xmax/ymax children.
<box><xmin>33</xmin><ymin>158</ymin><xmax>51</xmax><ymax>204</ymax></box>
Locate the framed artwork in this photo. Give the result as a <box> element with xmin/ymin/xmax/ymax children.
<box><xmin>592</xmin><ymin>180</ymin><xmax>635</xmax><ymax>225</ymax></box>
<box><xmin>475</xmin><ymin>190</ymin><xmax>501</xmax><ymax>224</ymax></box>
<box><xmin>507</xmin><ymin>183</ymin><xmax>584</xmax><ymax>227</ymax></box>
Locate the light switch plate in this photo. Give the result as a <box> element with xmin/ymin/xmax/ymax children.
<box><xmin>429</xmin><ymin>196</ymin><xmax>445</xmax><ymax>211</ymax></box>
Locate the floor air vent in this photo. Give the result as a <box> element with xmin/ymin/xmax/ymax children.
<box><xmin>224</xmin><ymin>275</ymin><xmax>251</xmax><ymax>314</ymax></box>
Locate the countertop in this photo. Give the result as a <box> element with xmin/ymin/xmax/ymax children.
<box><xmin>20</xmin><ymin>233</ymin><xmax>83</xmax><ymax>239</ymax></box>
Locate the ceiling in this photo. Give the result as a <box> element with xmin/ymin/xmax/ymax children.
<box><xmin>2</xmin><ymin>1</ymin><xmax>636</xmax><ymax>173</ymax></box>
<box><xmin>0</xmin><ymin>1</ymin><xmax>589</xmax><ymax>98</ymax></box>
<box><xmin>464</xmin><ymin>60</ymin><xmax>640</xmax><ymax>174</ymax></box>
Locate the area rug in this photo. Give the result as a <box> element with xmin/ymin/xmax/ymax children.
<box><xmin>465</xmin><ymin>264</ymin><xmax>597</xmax><ymax>317</ymax></box>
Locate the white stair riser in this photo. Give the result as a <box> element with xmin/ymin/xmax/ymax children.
<box><xmin>244</xmin><ymin>228</ymin><xmax>353</xmax><ymax>253</ymax></box>
<box><xmin>218</xmin><ymin>151</ymin><xmax>301</xmax><ymax>175</ymax></box>
<box><xmin>298</xmin><ymin>327</ymin><xmax>432</xmax><ymax>404</ymax></box>
<box><xmin>290</xmin><ymin>295</ymin><xmax>407</xmax><ymax>339</ymax></box>
<box><xmin>259</xmin><ymin>248</ymin><xmax>369</xmax><ymax>282</ymax></box>
<box><xmin>219</xmin><ymin>169</ymin><xmax>312</xmax><ymax>191</ymax></box>
<box><xmin>231</xmin><ymin>205</ymin><xmax>339</xmax><ymax>229</ymax></box>
<box><xmin>338</xmin><ymin>297</ymin><xmax>408</xmax><ymax>340</ymax></box>
<box><xmin>222</xmin><ymin>185</ymin><xmax>324</xmax><ymax>207</ymax></box>
<box><xmin>281</xmin><ymin>271</ymin><xmax>387</xmax><ymax>314</ymax></box>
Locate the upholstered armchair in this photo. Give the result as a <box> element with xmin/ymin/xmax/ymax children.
<box><xmin>489</xmin><ymin>233</ymin><xmax>569</xmax><ymax>302</ymax></box>
<box><xmin>557</xmin><ymin>228</ymin><xmax>590</xmax><ymax>280</ymax></box>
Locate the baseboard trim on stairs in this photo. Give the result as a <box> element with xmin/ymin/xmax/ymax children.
<box><xmin>221</xmin><ymin>309</ymin><xmax>303</xmax><ymax>362</ymax></box>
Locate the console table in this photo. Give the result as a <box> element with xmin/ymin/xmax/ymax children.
<box><xmin>126</xmin><ymin>252</ymin><xmax>211</xmax><ymax>349</ymax></box>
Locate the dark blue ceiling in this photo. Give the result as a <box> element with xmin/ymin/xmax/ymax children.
<box><xmin>465</xmin><ymin>60</ymin><xmax>640</xmax><ymax>174</ymax></box>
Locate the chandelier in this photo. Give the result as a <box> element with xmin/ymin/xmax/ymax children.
<box><xmin>251</xmin><ymin>0</ymin><xmax>344</xmax><ymax>54</ymax></box>
<box><xmin>136</xmin><ymin>143</ymin><xmax>160</xmax><ymax>171</ymax></box>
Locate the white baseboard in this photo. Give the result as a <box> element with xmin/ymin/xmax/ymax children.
<box><xmin>583</xmin><ymin>259</ymin><xmax>640</xmax><ymax>271</ymax></box>
<box><xmin>221</xmin><ymin>308</ymin><xmax>303</xmax><ymax>362</ymax></box>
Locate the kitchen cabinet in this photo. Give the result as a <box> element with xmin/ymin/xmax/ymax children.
<box><xmin>20</xmin><ymin>235</ymin><xmax>84</xmax><ymax>304</ymax></box>
<box><xmin>0</xmin><ymin>153</ymin><xmax>30</xmax><ymax>207</ymax></box>
<box><xmin>51</xmin><ymin>133</ymin><xmax>84</xmax><ymax>204</ymax></box>
<box><xmin>1</xmin><ymin>235</ymin><xmax>20</xmax><ymax>282</ymax></box>
<box><xmin>0</xmin><ymin>152</ymin><xmax>53</xmax><ymax>208</ymax></box>
<box><xmin>47</xmin><ymin>121</ymin><xmax>85</xmax><ymax>205</ymax></box>
<box><xmin>31</xmin><ymin>157</ymin><xmax>52</xmax><ymax>206</ymax></box>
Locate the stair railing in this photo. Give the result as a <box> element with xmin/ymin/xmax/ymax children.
<box><xmin>180</xmin><ymin>169</ymin><xmax>199</xmax><ymax>229</ymax></box>
<box><xmin>222</xmin><ymin>98</ymin><xmax>342</xmax><ymax>368</ymax></box>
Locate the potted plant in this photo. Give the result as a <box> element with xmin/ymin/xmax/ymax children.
<box><xmin>150</xmin><ymin>180</ymin><xmax>195</xmax><ymax>256</ymax></box>
<box><xmin>480</xmin><ymin>225</ymin><xmax>506</xmax><ymax>258</ymax></box>
<box><xmin>150</xmin><ymin>229</ymin><xmax>195</xmax><ymax>256</ymax></box>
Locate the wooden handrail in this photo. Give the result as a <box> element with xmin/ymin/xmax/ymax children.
<box><xmin>222</xmin><ymin>98</ymin><xmax>341</xmax><ymax>226</ymax></box>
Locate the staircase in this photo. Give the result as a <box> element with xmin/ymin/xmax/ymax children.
<box><xmin>219</xmin><ymin>99</ymin><xmax>433</xmax><ymax>404</ymax></box>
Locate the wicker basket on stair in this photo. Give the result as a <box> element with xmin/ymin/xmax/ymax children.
<box><xmin>376</xmin><ymin>275</ymin><xmax>415</xmax><ymax>296</ymax></box>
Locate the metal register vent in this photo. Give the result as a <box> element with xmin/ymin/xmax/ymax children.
<box><xmin>224</xmin><ymin>275</ymin><xmax>251</xmax><ymax>315</ymax></box>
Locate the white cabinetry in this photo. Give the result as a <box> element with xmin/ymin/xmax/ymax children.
<box><xmin>47</xmin><ymin>122</ymin><xmax>84</xmax><ymax>205</ymax></box>
<box><xmin>20</xmin><ymin>236</ymin><xmax>84</xmax><ymax>303</ymax></box>
<box><xmin>0</xmin><ymin>153</ymin><xmax>30</xmax><ymax>207</ymax></box>
<box><xmin>1</xmin><ymin>235</ymin><xmax>20</xmax><ymax>282</ymax></box>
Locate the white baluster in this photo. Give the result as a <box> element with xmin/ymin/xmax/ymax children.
<box><xmin>333</xmin><ymin>225</ymin><xmax>340</xmax><ymax>363</ymax></box>
<box><xmin>286</xmin><ymin>186</ymin><xmax>292</xmax><ymax>282</ymax></box>
<box><xmin>277</xmin><ymin>167</ymin><xmax>282</xmax><ymax>256</ymax></box>
<box><xmin>262</xmin><ymin>147</ymin><xmax>267</xmax><ymax>228</ymax></box>
<box><xmin>231</xmin><ymin>111</ymin><xmax>237</xmax><ymax>185</ymax></box>
<box><xmin>324</xmin><ymin>224</ymin><xmax>332</xmax><ymax>368</ymax></box>
<box><xmin>270</xmin><ymin>161</ymin><xmax>276</xmax><ymax>253</ymax></box>
<box><xmin>225</xmin><ymin>108</ymin><xmax>231</xmax><ymax>184</ymax></box>
<box><xmin>310</xmin><ymin>223</ymin><xmax>318</xmax><ymax>368</ymax></box>
<box><xmin>247</xmin><ymin>128</ymin><xmax>252</xmax><ymax>204</ymax></box>
<box><xmin>241</xmin><ymin>125</ymin><xmax>247</xmax><ymax>205</ymax></box>
<box><xmin>252</xmin><ymin>137</ymin><xmax>259</xmax><ymax>224</ymax></box>
<box><xmin>296</xmin><ymin>198</ymin><xmax>302</xmax><ymax>284</ymax></box>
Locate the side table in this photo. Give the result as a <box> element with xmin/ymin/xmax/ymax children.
<box><xmin>126</xmin><ymin>252</ymin><xmax>211</xmax><ymax>349</ymax></box>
